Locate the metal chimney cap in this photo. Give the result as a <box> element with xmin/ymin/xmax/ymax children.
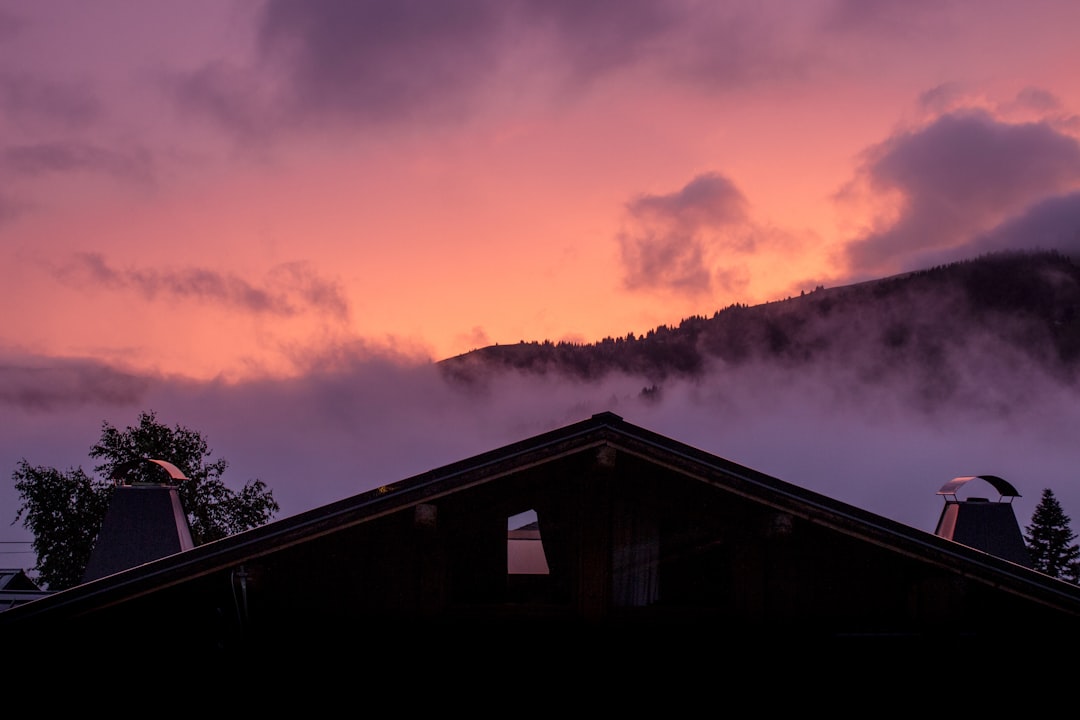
<box><xmin>937</xmin><ymin>474</ymin><xmax>1020</xmax><ymax>500</ymax></box>
<box><xmin>110</xmin><ymin>458</ymin><xmax>189</xmax><ymax>485</ymax></box>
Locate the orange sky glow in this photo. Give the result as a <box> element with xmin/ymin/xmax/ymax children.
<box><xmin>5</xmin><ymin>1</ymin><xmax>1080</xmax><ymax>559</ymax></box>
<box><xmin>3</xmin><ymin>1</ymin><xmax>1078</xmax><ymax>381</ymax></box>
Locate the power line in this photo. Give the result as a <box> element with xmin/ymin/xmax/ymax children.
<box><xmin>0</xmin><ymin>541</ymin><xmax>34</xmax><ymax>555</ymax></box>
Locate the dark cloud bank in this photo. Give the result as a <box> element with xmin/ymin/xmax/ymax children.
<box><xmin>173</xmin><ymin>0</ymin><xmax>817</xmax><ymax>138</ymax></box>
<box><xmin>843</xmin><ymin>109</ymin><xmax>1080</xmax><ymax>279</ymax></box>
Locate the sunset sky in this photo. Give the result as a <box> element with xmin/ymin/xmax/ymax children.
<box><xmin>5</xmin><ymin>1</ymin><xmax>1080</xmax><ymax>565</ymax></box>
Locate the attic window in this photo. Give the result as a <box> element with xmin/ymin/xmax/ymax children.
<box><xmin>507</xmin><ymin>509</ymin><xmax>549</xmax><ymax>575</ymax></box>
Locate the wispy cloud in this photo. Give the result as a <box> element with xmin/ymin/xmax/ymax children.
<box><xmin>2</xmin><ymin>142</ymin><xmax>153</xmax><ymax>184</ymax></box>
<box><xmin>170</xmin><ymin>0</ymin><xmax>828</xmax><ymax>139</ymax></box>
<box><xmin>0</xmin><ymin>358</ymin><xmax>150</xmax><ymax>412</ymax></box>
<box><xmin>822</xmin><ymin>0</ymin><xmax>953</xmax><ymax>37</ymax></box>
<box><xmin>0</xmin><ymin>8</ymin><xmax>26</xmax><ymax>42</ymax></box>
<box><xmin>55</xmin><ymin>254</ymin><xmax>350</xmax><ymax>321</ymax></box>
<box><xmin>0</xmin><ymin>192</ymin><xmax>23</xmax><ymax>225</ymax></box>
<box><xmin>256</xmin><ymin>0</ymin><xmax>507</xmax><ymax>127</ymax></box>
<box><xmin>165</xmin><ymin>61</ymin><xmax>277</xmax><ymax>146</ymax></box>
<box><xmin>0</xmin><ymin>72</ymin><xmax>100</xmax><ymax>132</ymax></box>
<box><xmin>5</xmin><ymin>317</ymin><xmax>1080</xmax><ymax>549</ymax></box>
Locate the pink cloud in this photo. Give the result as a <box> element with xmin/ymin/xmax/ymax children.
<box><xmin>619</xmin><ymin>172</ymin><xmax>750</xmax><ymax>295</ymax></box>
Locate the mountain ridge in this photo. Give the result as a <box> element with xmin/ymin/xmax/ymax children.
<box><xmin>438</xmin><ymin>250</ymin><xmax>1080</xmax><ymax>407</ymax></box>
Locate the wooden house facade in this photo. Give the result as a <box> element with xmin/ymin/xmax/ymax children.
<box><xmin>4</xmin><ymin>411</ymin><xmax>1080</xmax><ymax>665</ymax></box>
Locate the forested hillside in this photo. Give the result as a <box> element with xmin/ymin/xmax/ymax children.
<box><xmin>439</xmin><ymin>250</ymin><xmax>1080</xmax><ymax>406</ymax></box>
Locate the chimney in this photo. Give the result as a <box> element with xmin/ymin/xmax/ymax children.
<box><xmin>81</xmin><ymin>459</ymin><xmax>195</xmax><ymax>584</ymax></box>
<box><xmin>934</xmin><ymin>475</ymin><xmax>1032</xmax><ymax>567</ymax></box>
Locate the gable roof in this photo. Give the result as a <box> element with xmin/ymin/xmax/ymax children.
<box><xmin>0</xmin><ymin>568</ymin><xmax>49</xmax><ymax>611</ymax></box>
<box><xmin>4</xmin><ymin>411</ymin><xmax>1080</xmax><ymax>647</ymax></box>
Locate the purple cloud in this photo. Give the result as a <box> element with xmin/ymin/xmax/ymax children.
<box><xmin>0</xmin><ymin>8</ymin><xmax>26</xmax><ymax>42</ymax></box>
<box><xmin>172</xmin><ymin>1</ymin><xmax>821</xmax><ymax>137</ymax></box>
<box><xmin>1014</xmin><ymin>86</ymin><xmax>1064</xmax><ymax>115</ymax></box>
<box><xmin>252</xmin><ymin>0</ymin><xmax>687</xmax><ymax>122</ymax></box>
<box><xmin>911</xmin><ymin>191</ymin><xmax>1080</xmax><ymax>268</ymax></box>
<box><xmin>57</xmin><ymin>254</ymin><xmax>350</xmax><ymax>321</ymax></box>
<box><xmin>0</xmin><ymin>73</ymin><xmax>99</xmax><ymax>132</ymax></box>
<box><xmin>843</xmin><ymin>109</ymin><xmax>1080</xmax><ymax>276</ymax></box>
<box><xmin>6</xmin><ymin>329</ymin><xmax>1080</xmax><ymax>561</ymax></box>
<box><xmin>619</xmin><ymin>172</ymin><xmax>749</xmax><ymax>295</ymax></box>
<box><xmin>166</xmin><ymin>62</ymin><xmax>273</xmax><ymax>144</ymax></box>
<box><xmin>0</xmin><ymin>359</ymin><xmax>150</xmax><ymax>412</ymax></box>
<box><xmin>0</xmin><ymin>192</ymin><xmax>24</xmax><ymax>225</ymax></box>
<box><xmin>822</xmin><ymin>0</ymin><xmax>952</xmax><ymax>36</ymax></box>
<box><xmin>254</xmin><ymin>0</ymin><xmax>507</xmax><ymax>127</ymax></box>
<box><xmin>515</xmin><ymin>0</ymin><xmax>680</xmax><ymax>81</ymax></box>
<box><xmin>2</xmin><ymin>142</ymin><xmax>153</xmax><ymax>184</ymax></box>
<box><xmin>916</xmin><ymin>83</ymin><xmax>967</xmax><ymax>115</ymax></box>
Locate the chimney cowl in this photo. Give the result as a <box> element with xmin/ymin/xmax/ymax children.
<box><xmin>933</xmin><ymin>475</ymin><xmax>1031</xmax><ymax>568</ymax></box>
<box><xmin>937</xmin><ymin>474</ymin><xmax>1020</xmax><ymax>503</ymax></box>
<box><xmin>110</xmin><ymin>458</ymin><xmax>189</xmax><ymax>486</ymax></box>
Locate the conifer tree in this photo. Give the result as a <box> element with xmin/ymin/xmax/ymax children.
<box><xmin>1024</xmin><ymin>488</ymin><xmax>1080</xmax><ymax>581</ymax></box>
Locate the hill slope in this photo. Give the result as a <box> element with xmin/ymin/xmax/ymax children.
<box><xmin>439</xmin><ymin>250</ymin><xmax>1080</xmax><ymax>409</ymax></box>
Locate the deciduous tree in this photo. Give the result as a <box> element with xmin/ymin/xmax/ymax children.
<box><xmin>12</xmin><ymin>410</ymin><xmax>278</xmax><ymax>591</ymax></box>
<box><xmin>10</xmin><ymin>464</ymin><xmax>110</xmax><ymax>591</ymax></box>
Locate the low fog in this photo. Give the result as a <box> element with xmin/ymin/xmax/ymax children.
<box><xmin>5</xmin><ymin>340</ymin><xmax>1078</xmax><ymax>567</ymax></box>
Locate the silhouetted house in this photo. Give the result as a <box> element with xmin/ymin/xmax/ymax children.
<box><xmin>0</xmin><ymin>569</ymin><xmax>49</xmax><ymax>611</ymax></box>
<box><xmin>3</xmin><ymin>412</ymin><xmax>1079</xmax><ymax>665</ymax></box>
